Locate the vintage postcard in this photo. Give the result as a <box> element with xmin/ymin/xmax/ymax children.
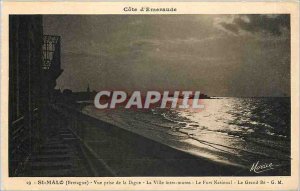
<box><xmin>0</xmin><ymin>1</ymin><xmax>299</xmax><ymax>190</ymax></box>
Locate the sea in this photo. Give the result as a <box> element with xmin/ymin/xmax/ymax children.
<box><xmin>81</xmin><ymin>97</ymin><xmax>291</xmax><ymax>171</ymax></box>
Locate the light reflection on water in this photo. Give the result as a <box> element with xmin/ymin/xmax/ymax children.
<box><xmin>159</xmin><ymin>98</ymin><xmax>290</xmax><ymax>166</ymax></box>
<box><xmin>83</xmin><ymin>97</ymin><xmax>290</xmax><ymax>169</ymax></box>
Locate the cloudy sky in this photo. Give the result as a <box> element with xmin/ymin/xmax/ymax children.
<box><xmin>44</xmin><ymin>15</ymin><xmax>290</xmax><ymax>97</ymax></box>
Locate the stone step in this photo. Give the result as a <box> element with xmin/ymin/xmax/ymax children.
<box><xmin>45</xmin><ymin>141</ymin><xmax>64</xmax><ymax>145</ymax></box>
<box><xmin>31</xmin><ymin>161</ymin><xmax>73</xmax><ymax>170</ymax></box>
<box><xmin>35</xmin><ymin>149</ymin><xmax>72</xmax><ymax>156</ymax></box>
<box><xmin>43</xmin><ymin>143</ymin><xmax>66</xmax><ymax>147</ymax></box>
<box><xmin>60</xmin><ymin>133</ymin><xmax>73</xmax><ymax>136</ymax></box>
<box><xmin>63</xmin><ymin>137</ymin><xmax>77</xmax><ymax>140</ymax></box>
<box><xmin>31</xmin><ymin>154</ymin><xmax>72</xmax><ymax>162</ymax></box>
<box><xmin>41</xmin><ymin>145</ymin><xmax>69</xmax><ymax>150</ymax></box>
<box><xmin>31</xmin><ymin>168</ymin><xmax>74</xmax><ymax>177</ymax></box>
<box><xmin>60</xmin><ymin>134</ymin><xmax>75</xmax><ymax>138</ymax></box>
<box><xmin>59</xmin><ymin>131</ymin><xmax>72</xmax><ymax>134</ymax></box>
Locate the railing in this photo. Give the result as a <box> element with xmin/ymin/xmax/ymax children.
<box><xmin>10</xmin><ymin>108</ymin><xmax>40</xmax><ymax>176</ymax></box>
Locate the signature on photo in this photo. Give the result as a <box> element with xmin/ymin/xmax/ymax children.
<box><xmin>250</xmin><ymin>161</ymin><xmax>279</xmax><ymax>174</ymax></box>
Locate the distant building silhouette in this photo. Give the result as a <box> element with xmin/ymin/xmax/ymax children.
<box><xmin>67</xmin><ymin>84</ymin><xmax>96</xmax><ymax>101</ymax></box>
<box><xmin>87</xmin><ymin>84</ymin><xmax>90</xmax><ymax>93</ymax></box>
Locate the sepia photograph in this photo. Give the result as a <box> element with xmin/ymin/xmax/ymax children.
<box><xmin>9</xmin><ymin>14</ymin><xmax>292</xmax><ymax>177</ymax></box>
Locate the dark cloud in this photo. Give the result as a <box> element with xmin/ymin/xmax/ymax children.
<box><xmin>219</xmin><ymin>22</ymin><xmax>239</xmax><ymax>34</ymax></box>
<box><xmin>221</xmin><ymin>15</ymin><xmax>290</xmax><ymax>36</ymax></box>
<box><xmin>44</xmin><ymin>15</ymin><xmax>290</xmax><ymax>97</ymax></box>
